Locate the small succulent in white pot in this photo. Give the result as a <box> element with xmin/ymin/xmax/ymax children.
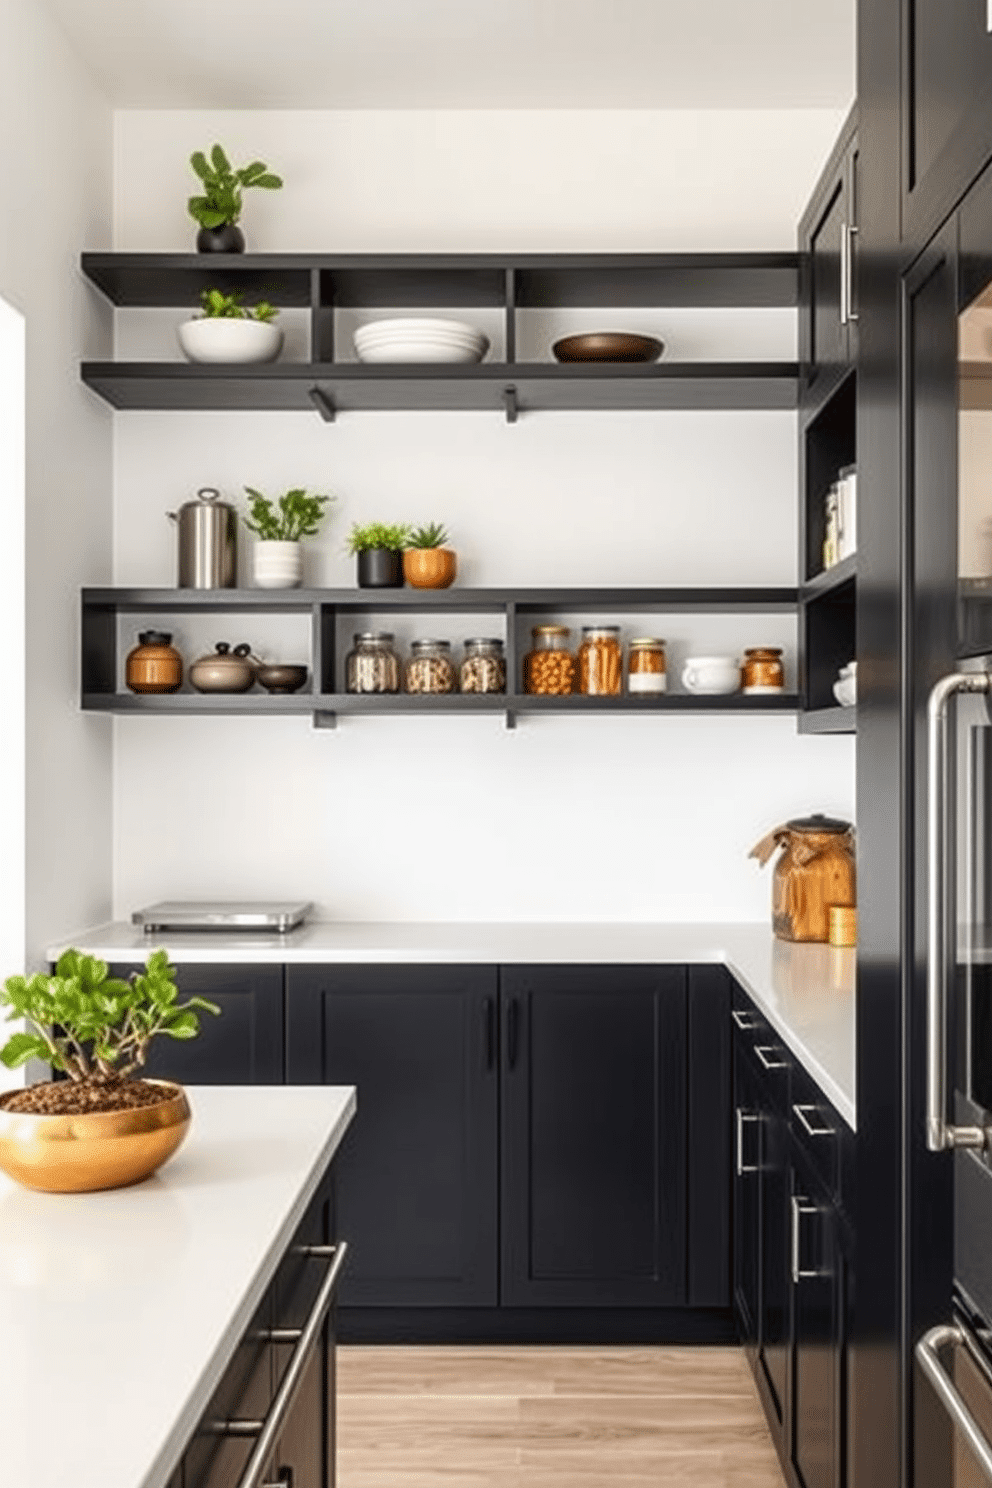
<box><xmin>244</xmin><ymin>486</ymin><xmax>335</xmax><ymax>588</ymax></box>
<box><xmin>178</xmin><ymin>289</ymin><xmax>283</xmax><ymax>364</ymax></box>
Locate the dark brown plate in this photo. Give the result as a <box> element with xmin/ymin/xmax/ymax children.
<box><xmin>552</xmin><ymin>332</ymin><xmax>664</xmax><ymax>364</ymax></box>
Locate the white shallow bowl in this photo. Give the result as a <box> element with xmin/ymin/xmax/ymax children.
<box><xmin>354</xmin><ymin>317</ymin><xmax>490</xmax><ymax>363</ymax></box>
<box><xmin>356</xmin><ymin>342</ymin><xmax>489</xmax><ymax>364</ymax></box>
<box><xmin>355</xmin><ymin>317</ymin><xmax>485</xmax><ymax>342</ymax></box>
<box><xmin>178</xmin><ymin>318</ymin><xmax>283</xmax><ymax>364</ymax></box>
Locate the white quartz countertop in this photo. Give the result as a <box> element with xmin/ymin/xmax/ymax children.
<box><xmin>48</xmin><ymin>921</ymin><xmax>855</xmax><ymax>1128</ymax></box>
<box><xmin>0</xmin><ymin>1085</ymin><xmax>356</xmax><ymax>1488</ymax></box>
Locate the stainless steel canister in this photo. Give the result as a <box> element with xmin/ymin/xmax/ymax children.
<box><xmin>166</xmin><ymin>487</ymin><xmax>237</xmax><ymax>589</ymax></box>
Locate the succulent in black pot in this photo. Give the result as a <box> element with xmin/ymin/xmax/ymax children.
<box><xmin>346</xmin><ymin>522</ymin><xmax>411</xmax><ymax>588</ymax></box>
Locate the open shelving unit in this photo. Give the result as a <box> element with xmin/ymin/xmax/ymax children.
<box><xmin>79</xmin><ymin>251</ymin><xmax>800</xmax><ymax>418</ymax></box>
<box><xmin>82</xmin><ymin>585</ymin><xmax>799</xmax><ymax>729</ymax></box>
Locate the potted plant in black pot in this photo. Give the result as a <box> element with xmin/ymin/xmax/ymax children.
<box><xmin>0</xmin><ymin>948</ymin><xmax>219</xmax><ymax>1193</ymax></box>
<box><xmin>347</xmin><ymin>522</ymin><xmax>411</xmax><ymax>588</ymax></box>
<box><xmin>187</xmin><ymin>143</ymin><xmax>283</xmax><ymax>253</ymax></box>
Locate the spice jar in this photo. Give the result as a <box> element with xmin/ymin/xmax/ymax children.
<box><xmin>460</xmin><ymin>638</ymin><xmax>506</xmax><ymax>694</ymax></box>
<box><xmin>406</xmin><ymin>639</ymin><xmax>457</xmax><ymax>694</ymax></box>
<box><xmin>523</xmin><ymin>626</ymin><xmax>576</xmax><ymax>696</ymax></box>
<box><xmin>125</xmin><ymin>630</ymin><xmax>183</xmax><ymax>694</ymax></box>
<box><xmin>627</xmin><ymin>638</ymin><xmax>667</xmax><ymax>695</ymax></box>
<box><xmin>741</xmin><ymin>647</ymin><xmax>785</xmax><ymax>694</ymax></box>
<box><xmin>346</xmin><ymin>632</ymin><xmax>400</xmax><ymax>694</ymax></box>
<box><xmin>578</xmin><ymin>626</ymin><xmax>622</xmax><ymax>695</ymax></box>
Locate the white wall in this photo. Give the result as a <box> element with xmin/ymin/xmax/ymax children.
<box><xmin>111</xmin><ymin>108</ymin><xmax>854</xmax><ymax>924</ymax></box>
<box><xmin>0</xmin><ymin>0</ymin><xmax>113</xmax><ymax>965</ymax></box>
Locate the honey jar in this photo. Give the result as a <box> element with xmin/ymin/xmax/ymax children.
<box><xmin>627</xmin><ymin>638</ymin><xmax>667</xmax><ymax>695</ymax></box>
<box><xmin>579</xmin><ymin>626</ymin><xmax>622</xmax><ymax>696</ymax></box>
<box><xmin>741</xmin><ymin>647</ymin><xmax>785</xmax><ymax>694</ymax></box>
<box><xmin>523</xmin><ymin>626</ymin><xmax>576</xmax><ymax>696</ymax></box>
<box><xmin>125</xmin><ymin>631</ymin><xmax>183</xmax><ymax>694</ymax></box>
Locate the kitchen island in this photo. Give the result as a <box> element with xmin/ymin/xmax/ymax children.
<box><xmin>0</xmin><ymin>1084</ymin><xmax>356</xmax><ymax>1488</ymax></box>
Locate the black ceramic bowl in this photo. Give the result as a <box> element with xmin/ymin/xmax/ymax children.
<box><xmin>256</xmin><ymin>664</ymin><xmax>308</xmax><ymax>695</ymax></box>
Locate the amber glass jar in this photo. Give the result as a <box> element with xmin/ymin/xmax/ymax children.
<box><xmin>523</xmin><ymin>626</ymin><xmax>576</xmax><ymax>695</ymax></box>
<box><xmin>627</xmin><ymin>638</ymin><xmax>667</xmax><ymax>695</ymax></box>
<box><xmin>578</xmin><ymin>626</ymin><xmax>622</xmax><ymax>695</ymax></box>
<box><xmin>125</xmin><ymin>630</ymin><xmax>182</xmax><ymax>694</ymax></box>
<box><xmin>741</xmin><ymin>647</ymin><xmax>785</xmax><ymax>694</ymax></box>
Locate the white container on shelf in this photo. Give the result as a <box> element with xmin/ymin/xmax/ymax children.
<box><xmin>177</xmin><ymin>318</ymin><xmax>283</xmax><ymax>364</ymax></box>
<box><xmin>681</xmin><ymin>655</ymin><xmax>740</xmax><ymax>695</ymax></box>
<box><xmin>253</xmin><ymin>540</ymin><xmax>302</xmax><ymax>589</ymax></box>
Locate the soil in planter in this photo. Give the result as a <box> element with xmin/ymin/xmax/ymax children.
<box><xmin>0</xmin><ymin>1078</ymin><xmax>175</xmax><ymax>1117</ymax></box>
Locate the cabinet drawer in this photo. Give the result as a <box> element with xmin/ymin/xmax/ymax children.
<box><xmin>731</xmin><ymin>996</ymin><xmax>792</xmax><ymax>1111</ymax></box>
<box><xmin>789</xmin><ymin>1061</ymin><xmax>840</xmax><ymax>1200</ymax></box>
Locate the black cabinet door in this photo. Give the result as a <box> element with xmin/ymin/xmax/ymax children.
<box><xmin>285</xmin><ymin>964</ymin><xmax>499</xmax><ymax>1308</ymax></box>
<box><xmin>109</xmin><ymin>962</ymin><xmax>284</xmax><ymax>1084</ymax></box>
<box><xmin>500</xmin><ymin>965</ymin><xmax>687</xmax><ymax>1308</ymax></box>
<box><xmin>759</xmin><ymin>1092</ymin><xmax>791</xmax><ymax>1430</ymax></box>
<box><xmin>790</xmin><ymin>1166</ymin><xmax>845</xmax><ymax>1488</ymax></box>
<box><xmin>807</xmin><ymin>170</ymin><xmax>850</xmax><ymax>386</ymax></box>
<box><xmin>904</xmin><ymin>0</ymin><xmax>992</xmax><ymax>240</ymax></box>
<box><xmin>687</xmin><ymin>965</ymin><xmax>731</xmax><ymax>1308</ymax></box>
<box><xmin>733</xmin><ymin>1042</ymin><xmax>763</xmax><ymax>1351</ymax></box>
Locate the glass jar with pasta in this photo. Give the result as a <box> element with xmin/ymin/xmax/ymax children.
<box><xmin>578</xmin><ymin>626</ymin><xmax>622</xmax><ymax>696</ymax></box>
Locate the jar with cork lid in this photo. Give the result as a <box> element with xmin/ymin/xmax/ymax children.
<box><xmin>627</xmin><ymin>638</ymin><xmax>667</xmax><ymax>695</ymax></box>
<box><xmin>578</xmin><ymin>626</ymin><xmax>623</xmax><ymax>696</ymax></box>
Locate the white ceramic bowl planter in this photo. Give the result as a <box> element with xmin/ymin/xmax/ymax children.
<box><xmin>253</xmin><ymin>540</ymin><xmax>302</xmax><ymax>589</ymax></box>
<box><xmin>177</xmin><ymin>318</ymin><xmax>284</xmax><ymax>364</ymax></box>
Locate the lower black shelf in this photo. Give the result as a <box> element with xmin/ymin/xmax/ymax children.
<box><xmin>83</xmin><ymin>691</ymin><xmax>801</xmax><ymax>725</ymax></box>
<box><xmin>797</xmin><ymin>704</ymin><xmax>856</xmax><ymax>734</ymax></box>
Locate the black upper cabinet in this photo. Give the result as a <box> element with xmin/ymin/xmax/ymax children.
<box><xmin>285</xmin><ymin>964</ymin><xmax>499</xmax><ymax>1309</ymax></box>
<box><xmin>800</xmin><ymin>111</ymin><xmax>859</xmax><ymax>397</ymax></box>
<box><xmin>903</xmin><ymin>0</ymin><xmax>992</xmax><ymax>242</ymax></box>
<box><xmin>499</xmin><ymin>964</ymin><xmax>688</xmax><ymax>1308</ymax></box>
<box><xmin>109</xmin><ymin>961</ymin><xmax>284</xmax><ymax>1085</ymax></box>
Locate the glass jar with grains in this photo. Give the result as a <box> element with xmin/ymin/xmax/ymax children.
<box><xmin>346</xmin><ymin>632</ymin><xmax>401</xmax><ymax>694</ymax></box>
<box><xmin>627</xmin><ymin>638</ymin><xmax>667</xmax><ymax>695</ymax></box>
<box><xmin>523</xmin><ymin>625</ymin><xmax>576</xmax><ymax>696</ymax></box>
<box><xmin>460</xmin><ymin>638</ymin><xmax>506</xmax><ymax>694</ymax></box>
<box><xmin>405</xmin><ymin>639</ymin><xmax>457</xmax><ymax>694</ymax></box>
<box><xmin>578</xmin><ymin>626</ymin><xmax>622</xmax><ymax>696</ymax></box>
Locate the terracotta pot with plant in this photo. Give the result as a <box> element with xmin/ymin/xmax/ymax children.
<box><xmin>0</xmin><ymin>949</ymin><xmax>219</xmax><ymax>1193</ymax></box>
<box><xmin>244</xmin><ymin>485</ymin><xmax>335</xmax><ymax>588</ymax></box>
<box><xmin>403</xmin><ymin>522</ymin><xmax>457</xmax><ymax>589</ymax></box>
<box><xmin>187</xmin><ymin>143</ymin><xmax>283</xmax><ymax>253</ymax></box>
<box><xmin>347</xmin><ymin>522</ymin><xmax>411</xmax><ymax>588</ymax></box>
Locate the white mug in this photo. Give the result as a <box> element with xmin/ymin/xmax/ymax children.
<box><xmin>681</xmin><ymin>655</ymin><xmax>740</xmax><ymax>695</ymax></box>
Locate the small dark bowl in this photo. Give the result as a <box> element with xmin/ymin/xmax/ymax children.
<box><xmin>552</xmin><ymin>332</ymin><xmax>664</xmax><ymax>363</ymax></box>
<box><xmin>256</xmin><ymin>664</ymin><xmax>308</xmax><ymax>695</ymax></box>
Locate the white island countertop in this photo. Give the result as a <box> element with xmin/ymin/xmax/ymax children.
<box><xmin>49</xmin><ymin>921</ymin><xmax>855</xmax><ymax>1128</ymax></box>
<box><xmin>0</xmin><ymin>1084</ymin><xmax>355</xmax><ymax>1488</ymax></box>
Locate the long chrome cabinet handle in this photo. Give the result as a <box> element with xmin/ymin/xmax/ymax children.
<box><xmin>735</xmin><ymin>1108</ymin><xmax>760</xmax><ymax>1175</ymax></box>
<box><xmin>846</xmin><ymin>224</ymin><xmax>859</xmax><ymax>324</ymax></box>
<box><xmin>790</xmin><ymin>1195</ymin><xmax>821</xmax><ymax>1284</ymax></box>
<box><xmin>755</xmin><ymin>1045</ymin><xmax>789</xmax><ymax>1071</ymax></box>
<box><xmin>917</xmin><ymin>1324</ymin><xmax>992</xmax><ymax>1481</ymax></box>
<box><xmin>207</xmin><ymin>1242</ymin><xmax>348</xmax><ymax>1488</ymax></box>
<box><xmin>840</xmin><ymin>221</ymin><xmax>849</xmax><ymax>327</ymax></box>
<box><xmin>927</xmin><ymin>672</ymin><xmax>990</xmax><ymax>1151</ymax></box>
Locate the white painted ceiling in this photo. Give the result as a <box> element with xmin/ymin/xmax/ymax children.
<box><xmin>44</xmin><ymin>0</ymin><xmax>855</xmax><ymax>110</ymax></box>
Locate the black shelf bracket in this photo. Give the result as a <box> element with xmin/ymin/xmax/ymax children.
<box><xmin>309</xmin><ymin>386</ymin><xmax>336</xmax><ymax>423</ymax></box>
<box><xmin>312</xmin><ymin>709</ymin><xmax>337</xmax><ymax>730</ymax></box>
<box><xmin>503</xmin><ymin>385</ymin><xmax>519</xmax><ymax>424</ymax></box>
<box><xmin>504</xmin><ymin>707</ymin><xmax>517</xmax><ymax>731</ymax></box>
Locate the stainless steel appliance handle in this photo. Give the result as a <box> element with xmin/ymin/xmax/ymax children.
<box><xmin>927</xmin><ymin>671</ymin><xmax>990</xmax><ymax>1151</ymax></box>
<box><xmin>736</xmin><ymin>1108</ymin><xmax>760</xmax><ymax>1175</ymax></box>
<box><xmin>917</xmin><ymin>1324</ymin><xmax>992</xmax><ymax>1481</ymax></box>
<box><xmin>790</xmin><ymin>1195</ymin><xmax>820</xmax><ymax>1284</ymax></box>
<box><xmin>208</xmin><ymin>1242</ymin><xmax>348</xmax><ymax>1488</ymax></box>
<box><xmin>755</xmin><ymin>1045</ymin><xmax>789</xmax><ymax>1071</ymax></box>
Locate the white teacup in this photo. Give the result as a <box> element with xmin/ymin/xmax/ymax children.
<box><xmin>681</xmin><ymin>655</ymin><xmax>740</xmax><ymax>695</ymax></box>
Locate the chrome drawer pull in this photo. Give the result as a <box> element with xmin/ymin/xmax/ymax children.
<box><xmin>206</xmin><ymin>1241</ymin><xmax>348</xmax><ymax>1488</ymax></box>
<box><xmin>790</xmin><ymin>1195</ymin><xmax>821</xmax><ymax>1284</ymax></box>
<box><xmin>793</xmin><ymin>1103</ymin><xmax>835</xmax><ymax>1139</ymax></box>
<box><xmin>731</xmin><ymin>1009</ymin><xmax>759</xmax><ymax>1031</ymax></box>
<box><xmin>735</xmin><ymin>1108</ymin><xmax>760</xmax><ymax>1175</ymax></box>
<box><xmin>755</xmin><ymin>1045</ymin><xmax>789</xmax><ymax>1071</ymax></box>
<box><xmin>917</xmin><ymin>1324</ymin><xmax>992</xmax><ymax>1481</ymax></box>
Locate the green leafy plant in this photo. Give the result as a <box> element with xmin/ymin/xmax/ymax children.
<box><xmin>346</xmin><ymin>522</ymin><xmax>412</xmax><ymax>555</ymax></box>
<box><xmin>0</xmin><ymin>949</ymin><xmax>220</xmax><ymax>1085</ymax></box>
<box><xmin>244</xmin><ymin>486</ymin><xmax>335</xmax><ymax>542</ymax></box>
<box><xmin>407</xmin><ymin>522</ymin><xmax>451</xmax><ymax>550</ymax></box>
<box><xmin>197</xmin><ymin>289</ymin><xmax>279</xmax><ymax>322</ymax></box>
<box><xmin>188</xmin><ymin>144</ymin><xmax>283</xmax><ymax>230</ymax></box>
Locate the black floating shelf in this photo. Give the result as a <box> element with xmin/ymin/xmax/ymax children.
<box><xmin>800</xmin><ymin>554</ymin><xmax>857</xmax><ymax>601</ymax></box>
<box><xmin>80</xmin><ymin>252</ymin><xmax>800</xmax><ymax>310</ymax></box>
<box><xmin>797</xmin><ymin>705</ymin><xmax>856</xmax><ymax>735</ymax></box>
<box><xmin>82</xmin><ymin>692</ymin><xmax>319</xmax><ymax>714</ymax></box>
<box><xmin>80</xmin><ymin>361</ymin><xmax>800</xmax><ymax>415</ymax></box>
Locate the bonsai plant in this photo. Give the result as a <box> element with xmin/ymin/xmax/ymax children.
<box><xmin>244</xmin><ymin>485</ymin><xmax>335</xmax><ymax>588</ymax></box>
<box><xmin>188</xmin><ymin>143</ymin><xmax>283</xmax><ymax>253</ymax></box>
<box><xmin>177</xmin><ymin>289</ymin><xmax>283</xmax><ymax>365</ymax></box>
<box><xmin>403</xmin><ymin>521</ymin><xmax>457</xmax><ymax>589</ymax></box>
<box><xmin>346</xmin><ymin>521</ymin><xmax>412</xmax><ymax>589</ymax></box>
<box><xmin>0</xmin><ymin>948</ymin><xmax>220</xmax><ymax>1193</ymax></box>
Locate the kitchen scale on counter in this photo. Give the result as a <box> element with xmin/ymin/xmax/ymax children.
<box><xmin>132</xmin><ymin>901</ymin><xmax>312</xmax><ymax>933</ymax></box>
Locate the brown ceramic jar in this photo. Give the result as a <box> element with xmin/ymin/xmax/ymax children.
<box><xmin>125</xmin><ymin>631</ymin><xmax>183</xmax><ymax>694</ymax></box>
<box><xmin>741</xmin><ymin>647</ymin><xmax>785</xmax><ymax>693</ymax></box>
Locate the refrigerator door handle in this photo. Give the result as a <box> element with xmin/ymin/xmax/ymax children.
<box><xmin>917</xmin><ymin>1324</ymin><xmax>992</xmax><ymax>1481</ymax></box>
<box><xmin>926</xmin><ymin>671</ymin><xmax>991</xmax><ymax>1151</ymax></box>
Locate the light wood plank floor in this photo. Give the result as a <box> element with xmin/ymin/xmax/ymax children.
<box><xmin>337</xmin><ymin>1346</ymin><xmax>786</xmax><ymax>1488</ymax></box>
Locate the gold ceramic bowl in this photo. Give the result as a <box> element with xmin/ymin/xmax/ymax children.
<box><xmin>0</xmin><ymin>1080</ymin><xmax>191</xmax><ymax>1194</ymax></box>
<box><xmin>403</xmin><ymin>548</ymin><xmax>457</xmax><ymax>589</ymax></box>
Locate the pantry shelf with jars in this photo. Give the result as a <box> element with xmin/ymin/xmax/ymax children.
<box><xmin>81</xmin><ymin>585</ymin><xmax>800</xmax><ymax>727</ymax></box>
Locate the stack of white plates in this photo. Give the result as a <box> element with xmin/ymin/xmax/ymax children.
<box><xmin>354</xmin><ymin>317</ymin><xmax>490</xmax><ymax>364</ymax></box>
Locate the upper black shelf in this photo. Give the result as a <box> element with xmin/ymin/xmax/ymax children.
<box><xmin>80</xmin><ymin>252</ymin><xmax>800</xmax><ymax>310</ymax></box>
<box><xmin>800</xmin><ymin>553</ymin><xmax>857</xmax><ymax>601</ymax></box>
